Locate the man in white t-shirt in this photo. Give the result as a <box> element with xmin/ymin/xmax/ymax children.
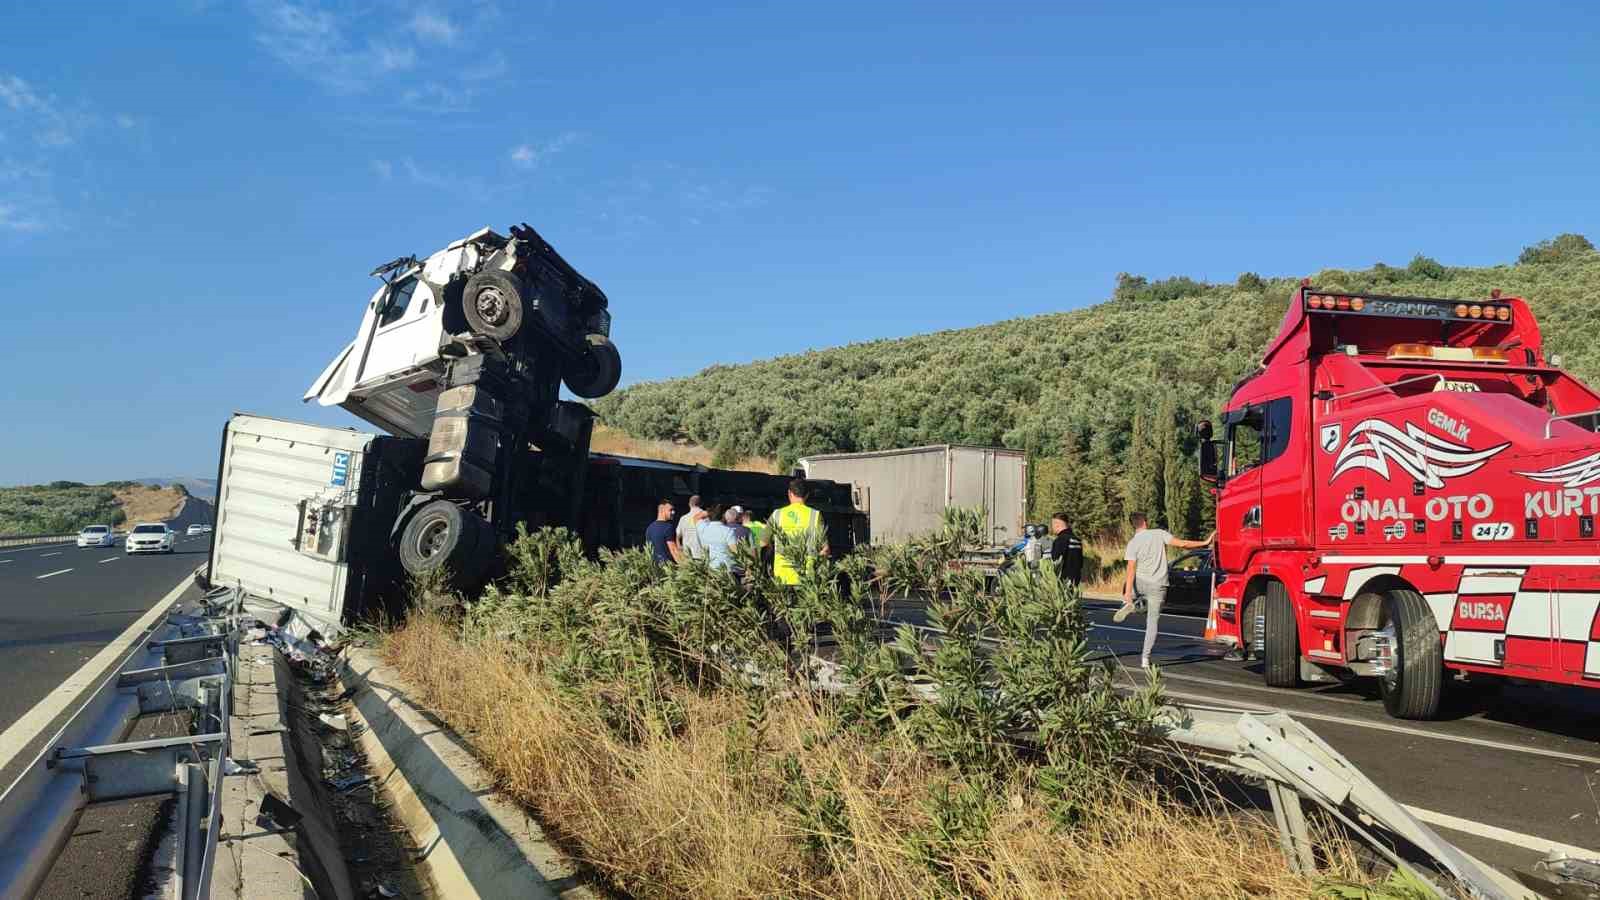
<box><xmin>676</xmin><ymin>494</ymin><xmax>706</xmax><ymax>560</ymax></box>
<box><xmin>1115</xmin><ymin>511</ymin><xmax>1213</xmax><ymax>669</ymax></box>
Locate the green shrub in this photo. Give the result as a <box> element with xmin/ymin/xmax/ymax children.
<box><xmin>1519</xmin><ymin>233</ymin><xmax>1595</xmax><ymax>265</ymax></box>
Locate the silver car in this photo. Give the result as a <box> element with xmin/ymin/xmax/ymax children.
<box><xmin>77</xmin><ymin>525</ymin><xmax>116</xmax><ymax>548</ymax></box>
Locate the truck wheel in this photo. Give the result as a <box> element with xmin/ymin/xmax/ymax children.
<box><xmin>1262</xmin><ymin>581</ymin><xmax>1299</xmax><ymax>688</ymax></box>
<box><xmin>398</xmin><ymin>500</ymin><xmax>486</xmax><ymax>586</ymax></box>
<box><xmin>562</xmin><ymin>334</ymin><xmax>622</xmax><ymax>399</ymax></box>
<box><xmin>462</xmin><ymin>271</ymin><xmax>525</xmax><ymax>341</ymax></box>
<box><xmin>1378</xmin><ymin>588</ymin><xmax>1443</xmax><ymax>720</ymax></box>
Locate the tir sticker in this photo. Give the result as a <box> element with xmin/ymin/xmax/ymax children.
<box><xmin>1331</xmin><ymin>419</ymin><xmax>1509</xmax><ymax>489</ymax></box>
<box><xmin>330</xmin><ymin>451</ymin><xmax>350</xmax><ymax>487</ymax></box>
<box><xmin>1320</xmin><ymin>424</ymin><xmax>1342</xmax><ymax>453</ymax></box>
<box><xmin>1518</xmin><ymin>452</ymin><xmax>1600</xmax><ymax>489</ymax></box>
<box><xmin>1382</xmin><ymin>522</ymin><xmax>1407</xmax><ymax>541</ymax></box>
<box><xmin>1470</xmin><ymin>522</ymin><xmax>1514</xmax><ymax>541</ymax></box>
<box><xmin>1328</xmin><ymin>523</ymin><xmax>1349</xmax><ymax>541</ymax></box>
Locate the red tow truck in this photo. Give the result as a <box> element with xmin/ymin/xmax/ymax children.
<box><xmin>1200</xmin><ymin>281</ymin><xmax>1600</xmax><ymax>719</ymax></box>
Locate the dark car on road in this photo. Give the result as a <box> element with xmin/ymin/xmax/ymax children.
<box><xmin>1166</xmin><ymin>549</ymin><xmax>1225</xmax><ymax>611</ymax></box>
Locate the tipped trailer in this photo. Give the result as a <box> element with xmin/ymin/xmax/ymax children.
<box><xmin>1199</xmin><ymin>282</ymin><xmax>1600</xmax><ymax>719</ymax></box>
<box><xmin>206</xmin><ymin>414</ymin><xmax>866</xmax><ymax>630</ymax></box>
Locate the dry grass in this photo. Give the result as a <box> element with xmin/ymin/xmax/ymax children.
<box><xmin>384</xmin><ymin>613</ymin><xmax>1370</xmax><ymax>899</ymax></box>
<box><xmin>113</xmin><ymin>485</ymin><xmax>186</xmax><ymax>527</ymax></box>
<box><xmin>590</xmin><ymin>424</ymin><xmax>780</xmax><ymax>473</ymax></box>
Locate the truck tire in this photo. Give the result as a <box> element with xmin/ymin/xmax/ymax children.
<box><xmin>398</xmin><ymin>500</ymin><xmax>486</xmax><ymax>585</ymax></box>
<box><xmin>462</xmin><ymin>271</ymin><xmax>525</xmax><ymax>341</ymax></box>
<box><xmin>562</xmin><ymin>334</ymin><xmax>622</xmax><ymax>399</ymax></box>
<box><xmin>1379</xmin><ymin>588</ymin><xmax>1443</xmax><ymax>720</ymax></box>
<box><xmin>1262</xmin><ymin>581</ymin><xmax>1299</xmax><ymax>688</ymax></box>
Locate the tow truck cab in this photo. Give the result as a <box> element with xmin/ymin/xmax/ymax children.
<box><xmin>1201</xmin><ymin>282</ymin><xmax>1600</xmax><ymax>719</ymax></box>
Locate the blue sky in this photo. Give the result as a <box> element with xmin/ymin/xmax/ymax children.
<box><xmin>3</xmin><ymin>1</ymin><xmax>1597</xmax><ymax>484</ymax></box>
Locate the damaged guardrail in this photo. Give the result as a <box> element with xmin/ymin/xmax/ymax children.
<box><xmin>1153</xmin><ymin>702</ymin><xmax>1525</xmax><ymax>899</ymax></box>
<box><xmin>0</xmin><ymin>584</ymin><xmax>245</xmax><ymax>900</ymax></box>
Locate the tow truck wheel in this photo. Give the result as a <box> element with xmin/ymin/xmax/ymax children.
<box><xmin>398</xmin><ymin>500</ymin><xmax>488</xmax><ymax>587</ymax></box>
<box><xmin>562</xmin><ymin>334</ymin><xmax>622</xmax><ymax>399</ymax></box>
<box><xmin>462</xmin><ymin>271</ymin><xmax>526</xmax><ymax>341</ymax></box>
<box><xmin>1378</xmin><ymin>588</ymin><xmax>1443</xmax><ymax>720</ymax></box>
<box><xmin>1262</xmin><ymin>581</ymin><xmax>1299</xmax><ymax>688</ymax></box>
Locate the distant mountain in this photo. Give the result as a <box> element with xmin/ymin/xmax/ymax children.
<box><xmin>137</xmin><ymin>477</ymin><xmax>218</xmax><ymax>501</ymax></box>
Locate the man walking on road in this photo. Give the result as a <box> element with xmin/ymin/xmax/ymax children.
<box><xmin>764</xmin><ymin>478</ymin><xmax>827</xmax><ymax>585</ymax></box>
<box><xmin>1049</xmin><ymin>513</ymin><xmax>1083</xmax><ymax>588</ymax></box>
<box><xmin>1115</xmin><ymin>512</ymin><xmax>1213</xmax><ymax>669</ymax></box>
<box><xmin>645</xmin><ymin>497</ymin><xmax>680</xmax><ymax>564</ymax></box>
<box><xmin>677</xmin><ymin>494</ymin><xmax>706</xmax><ymax>560</ymax></box>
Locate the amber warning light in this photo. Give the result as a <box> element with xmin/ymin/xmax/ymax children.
<box><xmin>1304</xmin><ymin>290</ymin><xmax>1512</xmax><ymax>324</ymax></box>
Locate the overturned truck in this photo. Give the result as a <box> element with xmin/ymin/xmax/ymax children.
<box><xmin>207</xmin><ymin>223</ymin><xmax>863</xmax><ymax>630</ymax></box>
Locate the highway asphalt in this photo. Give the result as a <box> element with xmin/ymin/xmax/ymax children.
<box><xmin>0</xmin><ymin>500</ymin><xmax>213</xmax><ymax>735</ymax></box>
<box><xmin>0</xmin><ymin>501</ymin><xmax>215</xmax><ymax>900</ymax></box>
<box><xmin>1073</xmin><ymin>595</ymin><xmax>1600</xmax><ymax>877</ymax></box>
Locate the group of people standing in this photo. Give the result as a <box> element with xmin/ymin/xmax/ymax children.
<box><xmin>642</xmin><ymin>478</ymin><xmax>828</xmax><ymax>584</ymax></box>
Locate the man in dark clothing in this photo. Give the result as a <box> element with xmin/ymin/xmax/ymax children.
<box><xmin>1050</xmin><ymin>513</ymin><xmax>1083</xmax><ymax>588</ymax></box>
<box><xmin>645</xmin><ymin>497</ymin><xmax>680</xmax><ymax>563</ymax></box>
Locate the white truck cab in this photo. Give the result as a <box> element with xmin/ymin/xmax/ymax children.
<box><xmin>305</xmin><ymin>224</ymin><xmax>620</xmax><ymax>438</ymax></box>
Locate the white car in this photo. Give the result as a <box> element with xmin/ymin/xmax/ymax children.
<box><xmin>125</xmin><ymin>523</ymin><xmax>175</xmax><ymax>554</ymax></box>
<box><xmin>186</xmin><ymin>524</ymin><xmax>210</xmax><ymax>536</ymax></box>
<box><xmin>77</xmin><ymin>525</ymin><xmax>116</xmax><ymax>548</ymax></box>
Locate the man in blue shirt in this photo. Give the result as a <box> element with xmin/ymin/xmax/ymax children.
<box><xmin>695</xmin><ymin>503</ymin><xmax>738</xmax><ymax>570</ymax></box>
<box><xmin>644</xmin><ymin>497</ymin><xmax>680</xmax><ymax>564</ymax></box>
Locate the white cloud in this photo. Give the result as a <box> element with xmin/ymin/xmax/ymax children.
<box><xmin>251</xmin><ymin>1</ymin><xmax>420</xmax><ymax>92</ymax></box>
<box><xmin>408</xmin><ymin>11</ymin><xmax>459</xmax><ymax>44</ymax></box>
<box><xmin>401</xmin><ymin>82</ymin><xmax>475</xmax><ymax>114</ymax></box>
<box><xmin>371</xmin><ymin>159</ymin><xmax>393</xmax><ymax>179</ymax></box>
<box><xmin>0</xmin><ymin>202</ymin><xmax>45</xmax><ymax>232</ymax></box>
<box><xmin>0</xmin><ymin>75</ymin><xmax>43</xmax><ymax>113</ymax></box>
<box><xmin>509</xmin><ymin>131</ymin><xmax>580</xmax><ymax>170</ymax></box>
<box><xmin>115</xmin><ymin>113</ymin><xmax>138</xmax><ymax>129</ymax></box>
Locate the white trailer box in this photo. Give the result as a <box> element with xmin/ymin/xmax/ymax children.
<box><xmin>799</xmin><ymin>445</ymin><xmax>1027</xmax><ymax>547</ymax></box>
<box><xmin>206</xmin><ymin>414</ymin><xmax>423</xmax><ymax>634</ymax></box>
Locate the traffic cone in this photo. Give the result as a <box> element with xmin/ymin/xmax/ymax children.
<box><xmin>1203</xmin><ymin>594</ymin><xmax>1219</xmax><ymax>641</ymax></box>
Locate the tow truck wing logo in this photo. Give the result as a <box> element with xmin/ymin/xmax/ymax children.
<box><xmin>1516</xmin><ymin>451</ymin><xmax>1600</xmax><ymax>488</ymax></box>
<box><xmin>1331</xmin><ymin>419</ymin><xmax>1509</xmax><ymax>489</ymax></box>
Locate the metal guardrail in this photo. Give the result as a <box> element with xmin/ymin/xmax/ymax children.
<box><xmin>0</xmin><ymin>533</ymin><xmax>78</xmax><ymax>549</ymax></box>
<box><xmin>833</xmin><ymin>612</ymin><xmax>1541</xmax><ymax>899</ymax></box>
<box><xmin>0</xmin><ymin>584</ymin><xmax>245</xmax><ymax>899</ymax></box>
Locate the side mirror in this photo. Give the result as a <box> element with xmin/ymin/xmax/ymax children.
<box><xmin>1198</xmin><ymin>440</ymin><xmax>1223</xmax><ymax>485</ymax></box>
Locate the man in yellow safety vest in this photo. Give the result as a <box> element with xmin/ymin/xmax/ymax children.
<box><xmin>764</xmin><ymin>477</ymin><xmax>828</xmax><ymax>585</ymax></box>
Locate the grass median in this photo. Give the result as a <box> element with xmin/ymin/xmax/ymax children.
<box><xmin>379</xmin><ymin>513</ymin><xmax>1392</xmax><ymax>899</ymax></box>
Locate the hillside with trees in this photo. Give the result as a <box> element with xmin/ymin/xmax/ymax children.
<box><xmin>594</xmin><ymin>235</ymin><xmax>1600</xmax><ymax>539</ymax></box>
<box><xmin>0</xmin><ymin>481</ymin><xmax>189</xmax><ymax>536</ymax></box>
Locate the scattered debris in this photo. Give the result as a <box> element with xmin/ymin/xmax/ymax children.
<box><xmin>329</xmin><ymin>774</ymin><xmax>372</xmax><ymax>793</ymax></box>
<box><xmin>255</xmin><ymin>792</ymin><xmax>302</xmax><ymax>832</ymax></box>
<box><xmin>320</xmin><ymin>713</ymin><xmax>349</xmax><ymax>731</ymax></box>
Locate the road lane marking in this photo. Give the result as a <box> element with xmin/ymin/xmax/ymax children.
<box><xmin>1155</xmin><ymin>686</ymin><xmax>1600</xmax><ymax>766</ymax></box>
<box><xmin>39</xmin><ymin>552</ymin><xmax>61</xmax><ymax>558</ymax></box>
<box><xmin>99</xmin><ymin>557</ymin><xmax>118</xmax><ymax>564</ymax></box>
<box><xmin>1092</xmin><ymin>622</ymin><xmax>1217</xmax><ymax>642</ymax></box>
<box><xmin>1404</xmin><ymin>805</ymin><xmax>1598</xmax><ymax>858</ymax></box>
<box><xmin>36</xmin><ymin>568</ymin><xmax>72</xmax><ymax>580</ymax></box>
<box><xmin>0</xmin><ymin>575</ymin><xmax>191</xmax><ymax>770</ymax></box>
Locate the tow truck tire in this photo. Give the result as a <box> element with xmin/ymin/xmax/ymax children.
<box><xmin>398</xmin><ymin>500</ymin><xmax>484</xmax><ymax>585</ymax></box>
<box><xmin>1262</xmin><ymin>581</ymin><xmax>1299</xmax><ymax>688</ymax></box>
<box><xmin>562</xmin><ymin>334</ymin><xmax>622</xmax><ymax>399</ymax></box>
<box><xmin>1379</xmin><ymin>588</ymin><xmax>1443</xmax><ymax>720</ymax></box>
<box><xmin>462</xmin><ymin>271</ymin><xmax>525</xmax><ymax>341</ymax></box>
